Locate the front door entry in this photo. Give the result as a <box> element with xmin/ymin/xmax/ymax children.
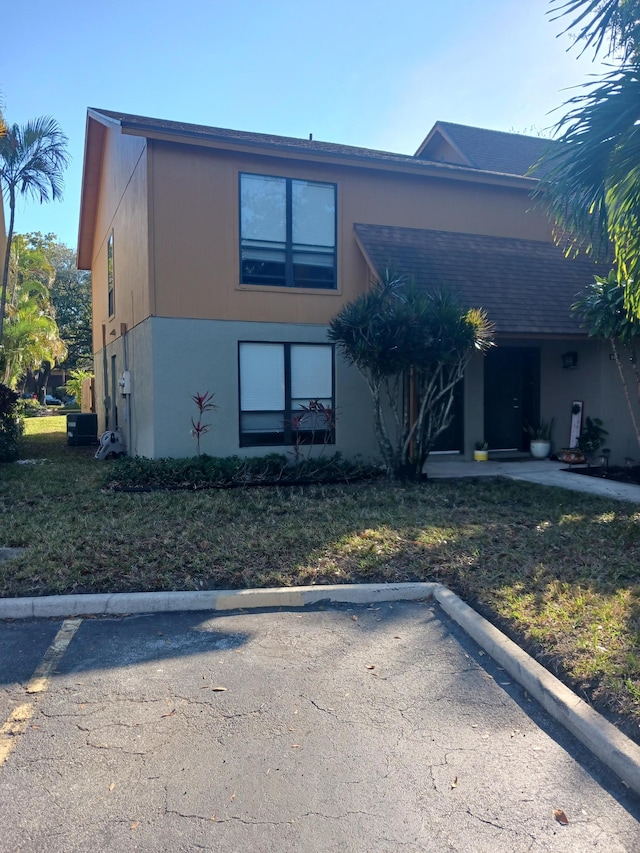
<box><xmin>484</xmin><ymin>347</ymin><xmax>539</xmax><ymax>451</ymax></box>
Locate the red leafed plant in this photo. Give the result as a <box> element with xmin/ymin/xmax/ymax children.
<box><xmin>191</xmin><ymin>391</ymin><xmax>218</xmax><ymax>455</ymax></box>
<box><xmin>290</xmin><ymin>399</ymin><xmax>335</xmax><ymax>464</ymax></box>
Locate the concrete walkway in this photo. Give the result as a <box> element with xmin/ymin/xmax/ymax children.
<box><xmin>425</xmin><ymin>456</ymin><xmax>640</xmax><ymax>504</ymax></box>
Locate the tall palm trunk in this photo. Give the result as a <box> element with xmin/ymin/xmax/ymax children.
<box><xmin>0</xmin><ymin>186</ymin><xmax>15</xmax><ymax>346</ymax></box>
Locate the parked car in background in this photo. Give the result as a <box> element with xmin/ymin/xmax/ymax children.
<box><xmin>45</xmin><ymin>395</ymin><xmax>62</xmax><ymax>406</ymax></box>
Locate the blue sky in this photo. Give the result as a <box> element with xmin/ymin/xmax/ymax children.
<box><xmin>1</xmin><ymin>0</ymin><xmax>605</xmax><ymax>250</ymax></box>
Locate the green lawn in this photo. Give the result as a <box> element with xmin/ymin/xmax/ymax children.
<box><xmin>2</xmin><ymin>416</ymin><xmax>640</xmax><ymax>741</ymax></box>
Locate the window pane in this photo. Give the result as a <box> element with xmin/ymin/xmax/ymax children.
<box><xmin>292</xmin><ymin>180</ymin><xmax>335</xmax><ymax>248</ymax></box>
<box><xmin>241</xmin><ymin>174</ymin><xmax>286</xmax><ymax>243</ymax></box>
<box><xmin>292</xmin><ymin>247</ymin><xmax>335</xmax><ymax>288</ymax></box>
<box><xmin>291</xmin><ymin>401</ymin><xmax>333</xmax><ymax>432</ymax></box>
<box><xmin>240</xmin><ymin>343</ymin><xmax>285</xmax><ymax>410</ymax></box>
<box><xmin>291</xmin><ymin>345</ymin><xmax>333</xmax><ymax>400</ymax></box>
<box><xmin>241</xmin><ymin>245</ymin><xmax>286</xmax><ymax>286</ymax></box>
<box><xmin>241</xmin><ymin>412</ymin><xmax>285</xmax><ymax>432</ymax></box>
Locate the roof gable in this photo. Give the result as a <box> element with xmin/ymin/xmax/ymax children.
<box><xmin>415</xmin><ymin>122</ymin><xmax>555</xmax><ymax>178</ymax></box>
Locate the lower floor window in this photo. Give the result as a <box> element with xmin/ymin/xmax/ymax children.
<box><xmin>239</xmin><ymin>342</ymin><xmax>335</xmax><ymax>447</ymax></box>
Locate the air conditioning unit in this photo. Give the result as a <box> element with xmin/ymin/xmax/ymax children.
<box><xmin>67</xmin><ymin>413</ymin><xmax>98</xmax><ymax>446</ymax></box>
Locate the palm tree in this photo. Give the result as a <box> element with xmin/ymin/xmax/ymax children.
<box><xmin>535</xmin><ymin>66</ymin><xmax>640</xmax><ymax>289</ymax></box>
<box><xmin>535</xmin><ymin>1</ymin><xmax>640</xmax><ymax>315</ymax></box>
<box><xmin>0</xmin><ymin>116</ymin><xmax>69</xmax><ymax>346</ymax></box>
<box><xmin>1</xmin><ymin>242</ymin><xmax>66</xmax><ymax>386</ymax></box>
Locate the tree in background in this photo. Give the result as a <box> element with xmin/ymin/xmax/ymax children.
<box><xmin>59</xmin><ymin>368</ymin><xmax>93</xmax><ymax>406</ymax></box>
<box><xmin>1</xmin><ymin>234</ymin><xmax>66</xmax><ymax>387</ymax></box>
<box><xmin>328</xmin><ymin>275</ymin><xmax>494</xmax><ymax>480</ymax></box>
<box><xmin>0</xmin><ymin>116</ymin><xmax>69</xmax><ymax>347</ymax></box>
<box><xmin>0</xmin><ymin>233</ymin><xmax>92</xmax><ymax>394</ymax></box>
<box><xmin>26</xmin><ymin>233</ymin><xmax>92</xmax><ymax>370</ymax></box>
<box><xmin>536</xmin><ymin>1</ymin><xmax>640</xmax><ymax>314</ymax></box>
<box><xmin>573</xmin><ymin>270</ymin><xmax>640</xmax><ymax>451</ymax></box>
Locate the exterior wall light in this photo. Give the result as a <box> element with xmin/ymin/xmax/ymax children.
<box><xmin>562</xmin><ymin>351</ymin><xmax>578</xmax><ymax>369</ymax></box>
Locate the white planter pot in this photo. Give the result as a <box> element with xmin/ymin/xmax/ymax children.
<box><xmin>530</xmin><ymin>440</ymin><xmax>551</xmax><ymax>459</ymax></box>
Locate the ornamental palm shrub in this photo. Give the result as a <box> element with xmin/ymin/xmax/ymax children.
<box><xmin>328</xmin><ymin>274</ymin><xmax>494</xmax><ymax>480</ymax></box>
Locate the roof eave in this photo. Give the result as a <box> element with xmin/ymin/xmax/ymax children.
<box><xmin>77</xmin><ymin>114</ymin><xmax>109</xmax><ymax>269</ymax></box>
<box><xmin>108</xmin><ymin>115</ymin><xmax>536</xmax><ymax>190</ymax></box>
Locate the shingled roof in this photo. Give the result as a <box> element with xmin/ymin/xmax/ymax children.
<box><xmin>354</xmin><ymin>224</ymin><xmax>601</xmax><ymax>337</ymax></box>
<box><xmin>415</xmin><ymin>121</ymin><xmax>555</xmax><ymax>178</ymax></box>
<box><xmin>89</xmin><ymin>109</ymin><xmax>547</xmax><ymax>181</ymax></box>
<box><xmin>91</xmin><ymin>108</ymin><xmax>434</xmax><ymax>168</ymax></box>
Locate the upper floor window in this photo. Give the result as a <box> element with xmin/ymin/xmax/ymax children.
<box><xmin>240</xmin><ymin>173</ymin><xmax>336</xmax><ymax>289</ymax></box>
<box><xmin>107</xmin><ymin>232</ymin><xmax>115</xmax><ymax>317</ymax></box>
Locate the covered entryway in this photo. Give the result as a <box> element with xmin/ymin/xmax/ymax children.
<box><xmin>484</xmin><ymin>347</ymin><xmax>539</xmax><ymax>451</ymax></box>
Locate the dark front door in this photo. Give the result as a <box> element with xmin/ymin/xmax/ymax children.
<box><xmin>484</xmin><ymin>348</ymin><xmax>539</xmax><ymax>451</ymax></box>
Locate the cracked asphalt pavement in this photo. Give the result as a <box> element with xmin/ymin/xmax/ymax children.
<box><xmin>1</xmin><ymin>600</ymin><xmax>639</xmax><ymax>852</ymax></box>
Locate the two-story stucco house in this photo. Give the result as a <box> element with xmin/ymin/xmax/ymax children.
<box><xmin>77</xmin><ymin>109</ymin><xmax>633</xmax><ymax>462</ymax></box>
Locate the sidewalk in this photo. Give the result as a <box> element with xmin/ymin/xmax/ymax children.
<box><xmin>425</xmin><ymin>456</ymin><xmax>640</xmax><ymax>503</ymax></box>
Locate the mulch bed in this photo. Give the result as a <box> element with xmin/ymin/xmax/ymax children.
<box><xmin>564</xmin><ymin>465</ymin><xmax>640</xmax><ymax>486</ymax></box>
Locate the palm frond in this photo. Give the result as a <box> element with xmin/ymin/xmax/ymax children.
<box><xmin>533</xmin><ymin>63</ymin><xmax>640</xmax><ymax>312</ymax></box>
<box><xmin>550</xmin><ymin>0</ymin><xmax>640</xmax><ymax>59</ymax></box>
<box><xmin>0</xmin><ymin>116</ymin><xmax>69</xmax><ymax>205</ymax></box>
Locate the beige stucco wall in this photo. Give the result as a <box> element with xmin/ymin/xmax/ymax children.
<box><xmin>148</xmin><ymin>140</ymin><xmax>551</xmax><ymax>327</ymax></box>
<box><xmin>91</xmin><ymin>127</ymin><xmax>150</xmax><ymax>354</ymax></box>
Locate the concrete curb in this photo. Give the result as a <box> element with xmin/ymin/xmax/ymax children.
<box><xmin>432</xmin><ymin>585</ymin><xmax>640</xmax><ymax>798</ymax></box>
<box><xmin>0</xmin><ymin>582</ymin><xmax>439</xmax><ymax>620</ymax></box>
<box><xmin>1</xmin><ymin>581</ymin><xmax>639</xmax><ymax>796</ymax></box>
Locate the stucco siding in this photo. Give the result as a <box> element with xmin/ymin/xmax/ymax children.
<box><xmin>91</xmin><ymin>127</ymin><xmax>150</xmax><ymax>354</ymax></box>
<box><xmin>541</xmin><ymin>338</ymin><xmax>640</xmax><ymax>463</ymax></box>
<box><xmin>139</xmin><ymin>317</ymin><xmax>378</xmax><ymax>460</ymax></box>
<box><xmin>94</xmin><ymin>319</ymin><xmax>155</xmax><ymax>457</ymax></box>
<box><xmin>149</xmin><ymin>141</ymin><xmax>553</xmax><ymax>328</ymax></box>
<box><xmin>93</xmin><ymin>319</ymin><xmax>638</xmax><ymax>466</ymax></box>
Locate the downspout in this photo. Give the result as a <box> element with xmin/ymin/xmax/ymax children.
<box><xmin>101</xmin><ymin>324</ymin><xmax>109</xmax><ymax>429</ymax></box>
<box><xmin>121</xmin><ymin>321</ymin><xmax>132</xmax><ymax>456</ymax></box>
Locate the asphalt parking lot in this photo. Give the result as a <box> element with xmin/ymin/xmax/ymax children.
<box><xmin>1</xmin><ymin>601</ymin><xmax>639</xmax><ymax>852</ymax></box>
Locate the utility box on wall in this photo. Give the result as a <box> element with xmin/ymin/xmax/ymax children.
<box><xmin>67</xmin><ymin>413</ymin><xmax>98</xmax><ymax>446</ymax></box>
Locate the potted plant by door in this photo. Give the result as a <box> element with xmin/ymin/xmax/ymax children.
<box><xmin>577</xmin><ymin>416</ymin><xmax>608</xmax><ymax>466</ymax></box>
<box><xmin>525</xmin><ymin>419</ymin><xmax>554</xmax><ymax>459</ymax></box>
<box><xmin>474</xmin><ymin>440</ymin><xmax>489</xmax><ymax>462</ymax></box>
